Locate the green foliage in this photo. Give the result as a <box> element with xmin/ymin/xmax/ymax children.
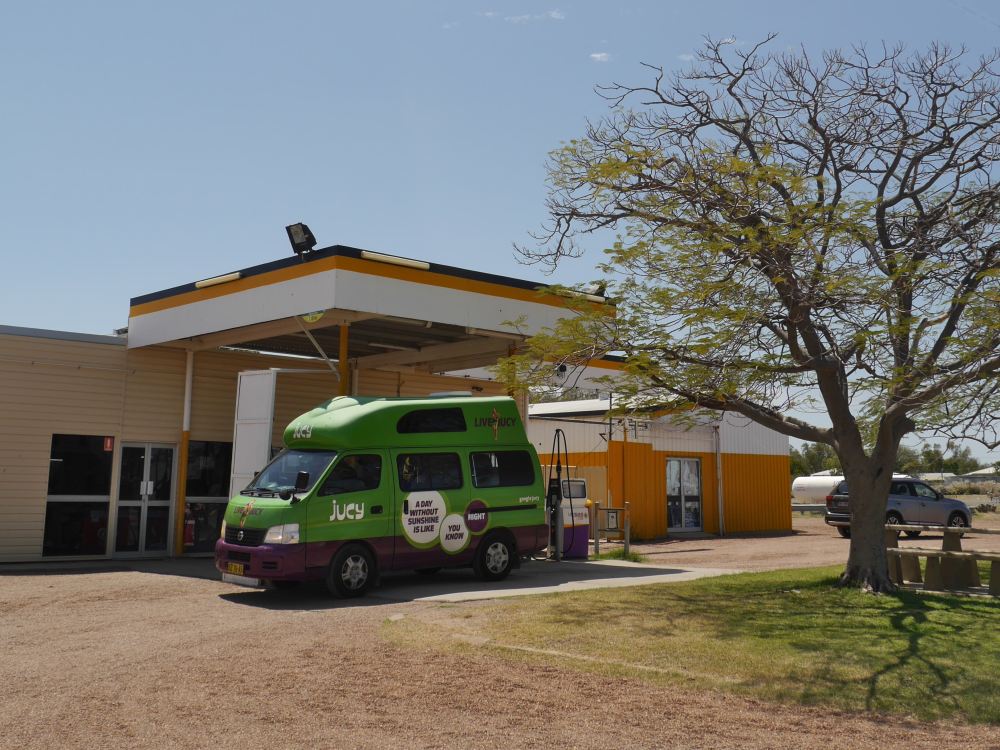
<box><xmin>509</xmin><ymin>39</ymin><xmax>1000</xmax><ymax>463</ymax></box>
<box><xmin>917</xmin><ymin>443</ymin><xmax>982</xmax><ymax>475</ymax></box>
<box><xmin>475</xmin><ymin>568</ymin><xmax>1000</xmax><ymax>723</ymax></box>
<box><xmin>790</xmin><ymin>443</ymin><xmax>841</xmax><ymax>477</ymax></box>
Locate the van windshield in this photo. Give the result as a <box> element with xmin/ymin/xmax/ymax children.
<box><xmin>244</xmin><ymin>449</ymin><xmax>336</xmax><ymax>496</ymax></box>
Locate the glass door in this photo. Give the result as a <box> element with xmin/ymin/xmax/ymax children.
<box><xmin>115</xmin><ymin>443</ymin><xmax>175</xmax><ymax>555</ymax></box>
<box><xmin>666</xmin><ymin>458</ymin><xmax>702</xmax><ymax>532</ymax></box>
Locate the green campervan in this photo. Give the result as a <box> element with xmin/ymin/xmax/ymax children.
<box><xmin>214</xmin><ymin>395</ymin><xmax>546</xmax><ymax>597</ymax></box>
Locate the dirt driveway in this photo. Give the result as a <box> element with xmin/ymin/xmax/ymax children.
<box><xmin>2</xmin><ymin>515</ymin><xmax>999</xmax><ymax>750</ymax></box>
<box><xmin>624</xmin><ymin>513</ymin><xmax>1000</xmax><ymax>571</ymax></box>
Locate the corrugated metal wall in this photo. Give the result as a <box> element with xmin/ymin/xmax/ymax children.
<box><xmin>0</xmin><ymin>335</ymin><xmax>127</xmax><ymax>560</ymax></box>
<box><xmin>0</xmin><ymin>333</ymin><xmax>505</xmax><ymax>562</ymax></box>
<box><xmin>529</xmin><ymin>415</ymin><xmax>790</xmax><ymax>540</ymax></box>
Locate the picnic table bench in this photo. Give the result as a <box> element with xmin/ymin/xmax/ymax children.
<box><xmin>884</xmin><ymin>524</ymin><xmax>1000</xmax><ymax>595</ymax></box>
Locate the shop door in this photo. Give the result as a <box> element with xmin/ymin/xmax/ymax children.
<box><xmin>666</xmin><ymin>458</ymin><xmax>702</xmax><ymax>532</ymax></box>
<box><xmin>115</xmin><ymin>443</ymin><xmax>175</xmax><ymax>555</ymax></box>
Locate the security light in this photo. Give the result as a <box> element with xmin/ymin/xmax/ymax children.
<box><xmin>285</xmin><ymin>222</ymin><xmax>317</xmax><ymax>257</ymax></box>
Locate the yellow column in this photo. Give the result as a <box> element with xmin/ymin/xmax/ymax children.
<box><xmin>338</xmin><ymin>325</ymin><xmax>350</xmax><ymax>396</ymax></box>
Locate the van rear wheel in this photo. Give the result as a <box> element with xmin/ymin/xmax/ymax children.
<box><xmin>327</xmin><ymin>544</ymin><xmax>374</xmax><ymax>598</ymax></box>
<box><xmin>474</xmin><ymin>533</ymin><xmax>514</xmax><ymax>582</ymax></box>
<box><xmin>837</xmin><ymin>526</ymin><xmax>851</xmax><ymax>539</ymax></box>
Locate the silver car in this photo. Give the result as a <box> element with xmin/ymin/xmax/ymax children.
<box><xmin>824</xmin><ymin>479</ymin><xmax>972</xmax><ymax>538</ymax></box>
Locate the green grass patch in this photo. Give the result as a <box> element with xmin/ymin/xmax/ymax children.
<box><xmin>472</xmin><ymin>567</ymin><xmax>1000</xmax><ymax>723</ymax></box>
<box><xmin>592</xmin><ymin>548</ymin><xmax>649</xmax><ymax>563</ymax></box>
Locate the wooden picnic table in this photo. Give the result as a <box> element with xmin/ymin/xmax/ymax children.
<box><xmin>884</xmin><ymin>524</ymin><xmax>1000</xmax><ymax>594</ymax></box>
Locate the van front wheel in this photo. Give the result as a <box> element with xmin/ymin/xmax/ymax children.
<box><xmin>474</xmin><ymin>534</ymin><xmax>514</xmax><ymax>582</ymax></box>
<box><xmin>327</xmin><ymin>544</ymin><xmax>374</xmax><ymax>598</ymax></box>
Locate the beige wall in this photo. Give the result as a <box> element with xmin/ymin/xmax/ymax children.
<box><xmin>0</xmin><ymin>332</ymin><xmax>504</xmax><ymax>562</ymax></box>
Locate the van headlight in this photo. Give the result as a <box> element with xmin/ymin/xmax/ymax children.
<box><xmin>263</xmin><ymin>523</ymin><xmax>300</xmax><ymax>544</ymax></box>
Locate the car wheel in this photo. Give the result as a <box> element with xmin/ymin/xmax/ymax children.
<box><xmin>837</xmin><ymin>526</ymin><xmax>851</xmax><ymax>539</ymax></box>
<box><xmin>886</xmin><ymin>511</ymin><xmax>904</xmax><ymax>527</ymax></box>
<box><xmin>326</xmin><ymin>543</ymin><xmax>374</xmax><ymax>598</ymax></box>
<box><xmin>415</xmin><ymin>567</ymin><xmax>442</xmax><ymax>575</ymax></box>
<box><xmin>473</xmin><ymin>533</ymin><xmax>515</xmax><ymax>582</ymax></box>
<box><xmin>903</xmin><ymin>530</ymin><xmax>922</xmax><ymax>538</ymax></box>
<box><xmin>948</xmin><ymin>513</ymin><xmax>969</xmax><ymax>528</ymax></box>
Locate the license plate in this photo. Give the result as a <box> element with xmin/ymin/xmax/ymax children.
<box><xmin>226</xmin><ymin>562</ymin><xmax>245</xmax><ymax>575</ymax></box>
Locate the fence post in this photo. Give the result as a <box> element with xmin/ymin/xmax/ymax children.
<box><xmin>594</xmin><ymin>500</ymin><xmax>601</xmax><ymax>557</ymax></box>
<box><xmin>624</xmin><ymin>501</ymin><xmax>631</xmax><ymax>558</ymax></box>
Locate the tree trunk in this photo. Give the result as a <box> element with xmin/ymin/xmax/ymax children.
<box><xmin>837</xmin><ymin>459</ymin><xmax>897</xmax><ymax>593</ymax></box>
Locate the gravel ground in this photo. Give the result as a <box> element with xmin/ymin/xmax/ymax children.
<box><xmin>3</xmin><ymin>515</ymin><xmax>999</xmax><ymax>750</ymax></box>
<box><xmin>619</xmin><ymin>513</ymin><xmax>1000</xmax><ymax>571</ymax></box>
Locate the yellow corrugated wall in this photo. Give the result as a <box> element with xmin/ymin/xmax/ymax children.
<box><xmin>720</xmin><ymin>453</ymin><xmax>792</xmax><ymax>533</ymax></box>
<box><xmin>562</xmin><ymin>443</ymin><xmax>790</xmax><ymax>539</ymax></box>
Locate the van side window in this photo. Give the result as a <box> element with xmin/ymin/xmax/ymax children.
<box><xmin>470</xmin><ymin>451</ymin><xmax>535</xmax><ymax>488</ymax></box>
<box><xmin>396</xmin><ymin>408</ymin><xmax>467</xmax><ymax>434</ymax></box>
<box><xmin>397</xmin><ymin>453</ymin><xmax>463</xmax><ymax>491</ymax></box>
<box><xmin>319</xmin><ymin>455</ymin><xmax>382</xmax><ymax>496</ymax></box>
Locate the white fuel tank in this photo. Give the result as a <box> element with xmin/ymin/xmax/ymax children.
<box><xmin>791</xmin><ymin>475</ymin><xmax>844</xmax><ymax>503</ymax></box>
<box><xmin>791</xmin><ymin>473</ymin><xmax>912</xmax><ymax>502</ymax></box>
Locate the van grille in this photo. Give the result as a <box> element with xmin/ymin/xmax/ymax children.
<box><xmin>225</xmin><ymin>527</ymin><xmax>267</xmax><ymax>546</ymax></box>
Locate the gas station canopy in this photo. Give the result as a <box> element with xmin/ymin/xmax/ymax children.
<box><xmin>127</xmin><ymin>245</ymin><xmax>611</xmax><ymax>375</ymax></box>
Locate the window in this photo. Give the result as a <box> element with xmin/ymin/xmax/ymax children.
<box><xmin>319</xmin><ymin>455</ymin><xmax>382</xmax><ymax>495</ymax></box>
<box><xmin>397</xmin><ymin>453</ymin><xmax>462</xmax><ymax>491</ymax></box>
<box><xmin>913</xmin><ymin>483</ymin><xmax>938</xmax><ymax>499</ymax></box>
<box><xmin>470</xmin><ymin>451</ymin><xmax>535</xmax><ymax>488</ymax></box>
<box><xmin>43</xmin><ymin>434</ymin><xmax>115</xmax><ymax>556</ymax></box>
<box><xmin>47</xmin><ymin>434</ymin><xmax>113</xmax><ymax>496</ymax></box>
<box><xmin>182</xmin><ymin>441</ymin><xmax>233</xmax><ymax>553</ymax></box>
<box><xmin>185</xmin><ymin>441</ymin><xmax>232</xmax><ymax>498</ymax></box>
<box><xmin>890</xmin><ymin>482</ymin><xmax>911</xmax><ymax>495</ymax></box>
<box><xmin>396</xmin><ymin>408</ymin><xmax>467</xmax><ymax>434</ymax></box>
<box><xmin>246</xmin><ymin>449</ymin><xmax>337</xmax><ymax>494</ymax></box>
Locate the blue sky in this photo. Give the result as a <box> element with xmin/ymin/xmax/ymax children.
<box><xmin>2</xmin><ymin>1</ymin><xmax>998</xmax><ymax>460</ymax></box>
<box><xmin>5</xmin><ymin>0</ymin><xmax>999</xmax><ymax>334</ymax></box>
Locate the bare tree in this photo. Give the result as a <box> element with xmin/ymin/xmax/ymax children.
<box><xmin>513</xmin><ymin>38</ymin><xmax>1000</xmax><ymax>591</ymax></box>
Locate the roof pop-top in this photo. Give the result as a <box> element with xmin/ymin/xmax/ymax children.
<box><xmin>283</xmin><ymin>395</ymin><xmax>529</xmax><ymax>450</ymax></box>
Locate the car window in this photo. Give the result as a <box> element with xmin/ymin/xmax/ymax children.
<box><xmin>913</xmin><ymin>483</ymin><xmax>937</xmax><ymax>499</ymax></box>
<box><xmin>835</xmin><ymin>481</ymin><xmax>849</xmax><ymax>494</ymax></box>
<box><xmin>889</xmin><ymin>482</ymin><xmax>911</xmax><ymax>495</ymax></box>
<box><xmin>318</xmin><ymin>454</ymin><xmax>382</xmax><ymax>496</ymax></box>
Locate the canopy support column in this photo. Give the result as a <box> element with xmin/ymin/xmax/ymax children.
<box><xmin>174</xmin><ymin>349</ymin><xmax>194</xmax><ymax>556</ymax></box>
<box><xmin>339</xmin><ymin>325</ymin><xmax>351</xmax><ymax>396</ymax></box>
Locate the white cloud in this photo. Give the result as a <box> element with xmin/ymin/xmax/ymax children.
<box><xmin>590</xmin><ymin>52</ymin><xmax>611</xmax><ymax>63</ymax></box>
<box><xmin>442</xmin><ymin>21</ymin><xmax>459</xmax><ymax>30</ymax></box>
<box><xmin>677</xmin><ymin>53</ymin><xmax>695</xmax><ymax>62</ymax></box>
<box><xmin>503</xmin><ymin>9</ymin><xmax>565</xmax><ymax>23</ymax></box>
<box><xmin>481</xmin><ymin>10</ymin><xmax>498</xmax><ymax>17</ymax></box>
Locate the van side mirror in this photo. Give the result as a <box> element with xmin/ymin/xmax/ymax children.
<box><xmin>295</xmin><ymin>471</ymin><xmax>310</xmax><ymax>491</ymax></box>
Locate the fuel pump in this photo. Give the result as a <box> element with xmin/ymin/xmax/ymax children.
<box><xmin>546</xmin><ymin>428</ymin><xmax>586</xmax><ymax>560</ymax></box>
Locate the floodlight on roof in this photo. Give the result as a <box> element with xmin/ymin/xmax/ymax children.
<box><xmin>285</xmin><ymin>222</ymin><xmax>317</xmax><ymax>257</ymax></box>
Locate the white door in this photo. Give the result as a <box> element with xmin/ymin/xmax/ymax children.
<box><xmin>229</xmin><ymin>369</ymin><xmax>277</xmax><ymax>498</ymax></box>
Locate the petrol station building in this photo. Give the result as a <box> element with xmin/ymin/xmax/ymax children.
<box><xmin>0</xmin><ymin>243</ymin><xmax>789</xmax><ymax>563</ymax></box>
